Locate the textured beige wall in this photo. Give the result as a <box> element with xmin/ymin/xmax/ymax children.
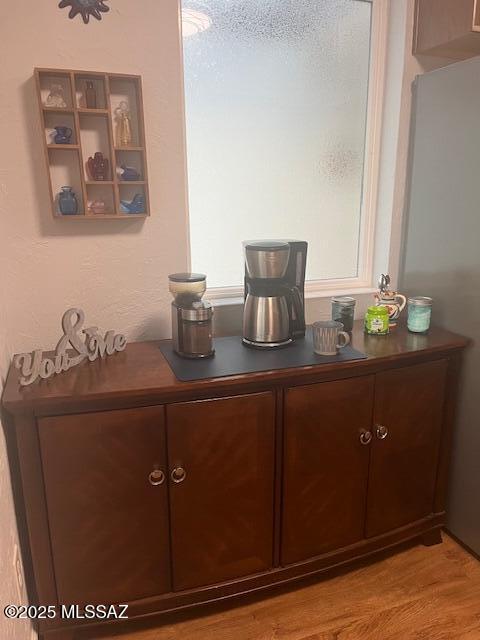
<box><xmin>1</xmin><ymin>69</ymin><xmax>31</xmax><ymax>636</ymax></box>
<box><xmin>0</xmin><ymin>0</ymin><xmax>190</xmax><ymax>354</ymax></box>
<box><xmin>0</xmin><ymin>292</ymin><xmax>31</xmax><ymax>640</ymax></box>
<box><xmin>0</xmin><ymin>2</ymin><xmax>189</xmax><ymax>638</ymax></box>
<box><xmin>0</xmin><ymin>118</ymin><xmax>30</xmax><ymax>640</ymax></box>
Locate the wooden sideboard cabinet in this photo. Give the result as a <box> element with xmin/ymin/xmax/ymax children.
<box><xmin>366</xmin><ymin>360</ymin><xmax>447</xmax><ymax>537</ymax></box>
<box><xmin>1</xmin><ymin>324</ymin><xmax>467</xmax><ymax>640</ymax></box>
<box><xmin>283</xmin><ymin>375</ymin><xmax>374</xmax><ymax>564</ymax></box>
<box><xmin>39</xmin><ymin>394</ymin><xmax>275</xmax><ymax>606</ymax></box>
<box><xmin>166</xmin><ymin>393</ymin><xmax>275</xmax><ymax>591</ymax></box>
<box><xmin>282</xmin><ymin>359</ymin><xmax>447</xmax><ymax>564</ymax></box>
<box><xmin>414</xmin><ymin>0</ymin><xmax>480</xmax><ymax>59</ymax></box>
<box><xmin>39</xmin><ymin>406</ymin><xmax>171</xmax><ymax>606</ymax></box>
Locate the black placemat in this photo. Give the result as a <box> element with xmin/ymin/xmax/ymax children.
<box><xmin>159</xmin><ymin>328</ymin><xmax>367</xmax><ymax>382</ymax></box>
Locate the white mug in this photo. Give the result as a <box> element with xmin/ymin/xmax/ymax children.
<box><xmin>313</xmin><ymin>320</ymin><xmax>350</xmax><ymax>356</ymax></box>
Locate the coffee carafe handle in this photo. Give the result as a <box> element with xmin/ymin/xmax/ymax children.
<box><xmin>290</xmin><ymin>285</ymin><xmax>305</xmax><ymax>333</ymax></box>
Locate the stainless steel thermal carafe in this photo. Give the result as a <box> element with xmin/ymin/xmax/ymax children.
<box><xmin>242</xmin><ymin>240</ymin><xmax>307</xmax><ymax>348</ymax></box>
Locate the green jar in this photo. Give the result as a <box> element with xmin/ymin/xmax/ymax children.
<box><xmin>364</xmin><ymin>305</ymin><xmax>389</xmax><ymax>335</ymax></box>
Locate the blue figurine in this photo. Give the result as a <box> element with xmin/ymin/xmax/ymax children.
<box><xmin>120</xmin><ymin>164</ymin><xmax>141</xmax><ymax>181</ymax></box>
<box><xmin>120</xmin><ymin>193</ymin><xmax>145</xmax><ymax>214</ymax></box>
<box><xmin>53</xmin><ymin>126</ymin><xmax>73</xmax><ymax>144</ymax></box>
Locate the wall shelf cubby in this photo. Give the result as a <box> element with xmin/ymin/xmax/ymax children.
<box><xmin>35</xmin><ymin>68</ymin><xmax>150</xmax><ymax>220</ymax></box>
<box><xmin>47</xmin><ymin>144</ymin><xmax>80</xmax><ymax>150</ymax></box>
<box><xmin>42</xmin><ymin>107</ymin><xmax>75</xmax><ymax>114</ymax></box>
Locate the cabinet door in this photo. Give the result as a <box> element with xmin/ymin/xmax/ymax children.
<box><xmin>414</xmin><ymin>0</ymin><xmax>478</xmax><ymax>59</ymax></box>
<box><xmin>282</xmin><ymin>376</ymin><xmax>374</xmax><ymax>565</ymax></box>
<box><xmin>167</xmin><ymin>393</ymin><xmax>275</xmax><ymax>591</ymax></box>
<box><xmin>39</xmin><ymin>406</ymin><xmax>171</xmax><ymax>605</ymax></box>
<box><xmin>366</xmin><ymin>360</ymin><xmax>447</xmax><ymax>537</ymax></box>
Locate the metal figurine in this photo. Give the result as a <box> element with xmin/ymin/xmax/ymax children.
<box><xmin>58</xmin><ymin>0</ymin><xmax>110</xmax><ymax>24</ymax></box>
<box><xmin>14</xmin><ymin>308</ymin><xmax>127</xmax><ymax>386</ymax></box>
<box><xmin>114</xmin><ymin>101</ymin><xmax>133</xmax><ymax>147</ymax></box>
<box><xmin>374</xmin><ymin>274</ymin><xmax>407</xmax><ymax>328</ymax></box>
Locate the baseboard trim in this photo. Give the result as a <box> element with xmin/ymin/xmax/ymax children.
<box><xmin>444</xmin><ymin>528</ymin><xmax>480</xmax><ymax>562</ymax></box>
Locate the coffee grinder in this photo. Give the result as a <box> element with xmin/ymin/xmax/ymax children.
<box><xmin>169</xmin><ymin>273</ymin><xmax>214</xmax><ymax>359</ymax></box>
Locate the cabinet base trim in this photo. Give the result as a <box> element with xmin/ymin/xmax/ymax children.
<box><xmin>39</xmin><ymin>514</ymin><xmax>444</xmax><ymax>638</ymax></box>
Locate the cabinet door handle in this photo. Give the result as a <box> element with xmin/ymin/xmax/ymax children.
<box><xmin>375</xmin><ymin>425</ymin><xmax>389</xmax><ymax>440</ymax></box>
<box><xmin>359</xmin><ymin>429</ymin><xmax>373</xmax><ymax>445</ymax></box>
<box><xmin>149</xmin><ymin>469</ymin><xmax>165</xmax><ymax>486</ymax></box>
<box><xmin>171</xmin><ymin>466</ymin><xmax>187</xmax><ymax>484</ymax></box>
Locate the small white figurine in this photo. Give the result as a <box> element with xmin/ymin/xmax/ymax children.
<box><xmin>45</xmin><ymin>84</ymin><xmax>67</xmax><ymax>108</ymax></box>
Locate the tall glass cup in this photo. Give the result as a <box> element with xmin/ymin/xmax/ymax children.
<box><xmin>331</xmin><ymin>296</ymin><xmax>356</xmax><ymax>332</ymax></box>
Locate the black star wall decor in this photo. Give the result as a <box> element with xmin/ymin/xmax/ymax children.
<box><xmin>58</xmin><ymin>0</ymin><xmax>110</xmax><ymax>24</ymax></box>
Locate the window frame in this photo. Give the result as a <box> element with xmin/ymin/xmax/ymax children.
<box><xmin>182</xmin><ymin>0</ymin><xmax>390</xmax><ymax>302</ymax></box>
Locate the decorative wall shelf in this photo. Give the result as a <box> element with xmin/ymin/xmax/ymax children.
<box><xmin>35</xmin><ymin>68</ymin><xmax>150</xmax><ymax>220</ymax></box>
<box><xmin>47</xmin><ymin>144</ymin><xmax>80</xmax><ymax>150</ymax></box>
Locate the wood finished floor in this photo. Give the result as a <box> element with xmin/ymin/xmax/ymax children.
<box><xmin>93</xmin><ymin>534</ymin><xmax>480</xmax><ymax>640</ymax></box>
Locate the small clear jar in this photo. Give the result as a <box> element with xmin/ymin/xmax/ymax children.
<box><xmin>331</xmin><ymin>296</ymin><xmax>356</xmax><ymax>332</ymax></box>
<box><xmin>407</xmin><ymin>297</ymin><xmax>433</xmax><ymax>334</ymax></box>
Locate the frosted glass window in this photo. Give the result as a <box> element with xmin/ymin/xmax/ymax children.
<box><xmin>182</xmin><ymin>0</ymin><xmax>373</xmax><ymax>288</ymax></box>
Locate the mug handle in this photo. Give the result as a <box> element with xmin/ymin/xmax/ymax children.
<box><xmin>337</xmin><ymin>331</ymin><xmax>350</xmax><ymax>350</ymax></box>
<box><xmin>395</xmin><ymin>294</ymin><xmax>407</xmax><ymax>312</ymax></box>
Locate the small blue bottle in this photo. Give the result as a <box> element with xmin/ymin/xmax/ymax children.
<box><xmin>58</xmin><ymin>186</ymin><xmax>78</xmax><ymax>215</ymax></box>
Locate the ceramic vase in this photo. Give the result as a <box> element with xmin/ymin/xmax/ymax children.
<box><xmin>58</xmin><ymin>187</ymin><xmax>78</xmax><ymax>215</ymax></box>
<box><xmin>374</xmin><ymin>293</ymin><xmax>407</xmax><ymax>327</ymax></box>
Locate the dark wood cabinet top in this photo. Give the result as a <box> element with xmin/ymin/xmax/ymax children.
<box><xmin>2</xmin><ymin>322</ymin><xmax>468</xmax><ymax>416</ymax></box>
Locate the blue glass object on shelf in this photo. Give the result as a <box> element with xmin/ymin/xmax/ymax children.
<box><xmin>53</xmin><ymin>126</ymin><xmax>73</xmax><ymax>144</ymax></box>
<box><xmin>120</xmin><ymin>193</ymin><xmax>145</xmax><ymax>214</ymax></box>
<box><xmin>120</xmin><ymin>164</ymin><xmax>141</xmax><ymax>181</ymax></box>
<box><xmin>58</xmin><ymin>186</ymin><xmax>78</xmax><ymax>215</ymax></box>
<box><xmin>407</xmin><ymin>296</ymin><xmax>432</xmax><ymax>333</ymax></box>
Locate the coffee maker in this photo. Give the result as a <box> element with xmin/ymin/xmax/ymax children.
<box><xmin>242</xmin><ymin>240</ymin><xmax>307</xmax><ymax>348</ymax></box>
<box><xmin>169</xmin><ymin>273</ymin><xmax>214</xmax><ymax>359</ymax></box>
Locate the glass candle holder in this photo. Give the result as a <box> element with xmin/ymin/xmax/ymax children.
<box><xmin>331</xmin><ymin>296</ymin><xmax>356</xmax><ymax>332</ymax></box>
<box><xmin>407</xmin><ymin>297</ymin><xmax>433</xmax><ymax>334</ymax></box>
<box><xmin>364</xmin><ymin>306</ymin><xmax>389</xmax><ymax>335</ymax></box>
